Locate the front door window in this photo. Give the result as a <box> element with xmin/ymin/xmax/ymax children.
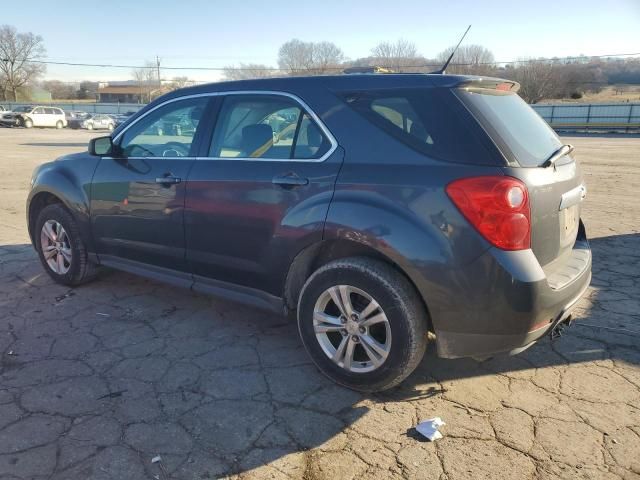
<box><xmin>118</xmin><ymin>98</ymin><xmax>208</xmax><ymax>158</ymax></box>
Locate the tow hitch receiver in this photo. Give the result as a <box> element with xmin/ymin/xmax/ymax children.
<box><xmin>551</xmin><ymin>316</ymin><xmax>574</xmax><ymax>340</ymax></box>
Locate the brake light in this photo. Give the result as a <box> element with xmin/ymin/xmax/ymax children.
<box><xmin>496</xmin><ymin>82</ymin><xmax>514</xmax><ymax>91</ymax></box>
<box><xmin>446</xmin><ymin>176</ymin><xmax>531</xmax><ymax>250</ymax></box>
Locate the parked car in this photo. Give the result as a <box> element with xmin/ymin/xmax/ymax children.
<box><xmin>0</xmin><ymin>105</ymin><xmax>7</xmax><ymax>112</ymax></box>
<box><xmin>27</xmin><ymin>74</ymin><xmax>591</xmax><ymax>391</ymax></box>
<box><xmin>1</xmin><ymin>105</ymin><xmax>67</xmax><ymax>128</ymax></box>
<box><xmin>111</xmin><ymin>111</ymin><xmax>137</xmax><ymax>128</ymax></box>
<box><xmin>68</xmin><ymin>113</ymin><xmax>115</xmax><ymax>131</ymax></box>
<box><xmin>66</xmin><ymin>111</ymin><xmax>90</xmax><ymax>121</ymax></box>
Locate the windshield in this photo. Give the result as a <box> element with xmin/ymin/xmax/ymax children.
<box><xmin>14</xmin><ymin>106</ymin><xmax>32</xmax><ymax>113</ymax></box>
<box><xmin>456</xmin><ymin>89</ymin><xmax>562</xmax><ymax>167</ymax></box>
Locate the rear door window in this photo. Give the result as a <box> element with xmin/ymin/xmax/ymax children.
<box><xmin>456</xmin><ymin>89</ymin><xmax>562</xmax><ymax>167</ymax></box>
<box><xmin>341</xmin><ymin>88</ymin><xmax>499</xmax><ymax>165</ymax></box>
<box><xmin>209</xmin><ymin>94</ymin><xmax>330</xmax><ymax>160</ymax></box>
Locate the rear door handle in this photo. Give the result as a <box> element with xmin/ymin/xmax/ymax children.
<box><xmin>272</xmin><ymin>173</ymin><xmax>309</xmax><ymax>188</ymax></box>
<box><xmin>155</xmin><ymin>174</ymin><xmax>182</xmax><ymax>185</ymax></box>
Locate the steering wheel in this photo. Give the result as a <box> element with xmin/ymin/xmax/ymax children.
<box><xmin>162</xmin><ymin>142</ymin><xmax>189</xmax><ymax>157</ymax></box>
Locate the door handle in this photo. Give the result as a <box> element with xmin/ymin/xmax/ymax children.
<box><xmin>272</xmin><ymin>173</ymin><xmax>309</xmax><ymax>188</ymax></box>
<box><xmin>155</xmin><ymin>174</ymin><xmax>182</xmax><ymax>185</ymax></box>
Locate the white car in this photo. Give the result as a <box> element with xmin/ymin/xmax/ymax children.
<box><xmin>68</xmin><ymin>113</ymin><xmax>115</xmax><ymax>131</ymax></box>
<box><xmin>0</xmin><ymin>106</ymin><xmax>67</xmax><ymax>129</ymax></box>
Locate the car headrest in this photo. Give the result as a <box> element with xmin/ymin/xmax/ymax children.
<box><xmin>409</xmin><ymin>121</ymin><xmax>428</xmax><ymax>142</ymax></box>
<box><xmin>242</xmin><ymin>124</ymin><xmax>273</xmax><ymax>157</ymax></box>
<box><xmin>306</xmin><ymin>123</ymin><xmax>323</xmax><ymax>147</ymax></box>
<box><xmin>190</xmin><ymin>105</ymin><xmax>204</xmax><ymax>125</ymax></box>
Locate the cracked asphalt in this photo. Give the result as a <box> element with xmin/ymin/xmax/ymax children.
<box><xmin>0</xmin><ymin>129</ymin><xmax>639</xmax><ymax>479</ymax></box>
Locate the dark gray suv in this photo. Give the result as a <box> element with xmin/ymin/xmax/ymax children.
<box><xmin>27</xmin><ymin>74</ymin><xmax>591</xmax><ymax>391</ymax></box>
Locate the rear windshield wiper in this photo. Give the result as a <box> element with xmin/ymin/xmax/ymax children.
<box><xmin>543</xmin><ymin>144</ymin><xmax>574</xmax><ymax>168</ymax></box>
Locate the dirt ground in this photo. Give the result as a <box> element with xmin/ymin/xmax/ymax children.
<box><xmin>0</xmin><ymin>128</ymin><xmax>638</xmax><ymax>480</ymax></box>
<box><xmin>538</xmin><ymin>85</ymin><xmax>640</xmax><ymax>104</ymax></box>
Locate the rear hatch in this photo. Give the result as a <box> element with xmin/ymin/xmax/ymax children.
<box><xmin>455</xmin><ymin>83</ymin><xmax>587</xmax><ymax>282</ymax></box>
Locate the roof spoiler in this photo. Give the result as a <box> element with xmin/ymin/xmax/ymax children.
<box><xmin>457</xmin><ymin>78</ymin><xmax>521</xmax><ymax>93</ymax></box>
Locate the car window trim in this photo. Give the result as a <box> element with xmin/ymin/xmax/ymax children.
<box><xmin>112</xmin><ymin>90</ymin><xmax>338</xmax><ymax>163</ymax></box>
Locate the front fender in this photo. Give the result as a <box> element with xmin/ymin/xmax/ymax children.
<box><xmin>27</xmin><ymin>155</ymin><xmax>100</xmax><ymax>252</ymax></box>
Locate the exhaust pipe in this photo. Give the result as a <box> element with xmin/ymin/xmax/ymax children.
<box><xmin>550</xmin><ymin>315</ymin><xmax>574</xmax><ymax>340</ymax></box>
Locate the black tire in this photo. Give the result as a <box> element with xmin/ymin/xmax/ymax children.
<box><xmin>297</xmin><ymin>257</ymin><xmax>428</xmax><ymax>392</ymax></box>
<box><xmin>34</xmin><ymin>203</ymin><xmax>98</xmax><ymax>286</ymax></box>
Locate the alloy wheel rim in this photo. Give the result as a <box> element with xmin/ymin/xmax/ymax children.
<box><xmin>313</xmin><ymin>285</ymin><xmax>392</xmax><ymax>373</ymax></box>
<box><xmin>40</xmin><ymin>220</ymin><xmax>72</xmax><ymax>274</ymax></box>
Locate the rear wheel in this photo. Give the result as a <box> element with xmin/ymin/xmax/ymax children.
<box><xmin>107</xmin><ymin>123</ymin><xmax>114</xmax><ymax>131</ymax></box>
<box><xmin>298</xmin><ymin>257</ymin><xmax>428</xmax><ymax>392</ymax></box>
<box><xmin>55</xmin><ymin>120</ymin><xmax>63</xmax><ymax>129</ymax></box>
<box><xmin>35</xmin><ymin>204</ymin><xmax>98</xmax><ymax>286</ymax></box>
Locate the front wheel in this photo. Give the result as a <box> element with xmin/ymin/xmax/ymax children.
<box><xmin>34</xmin><ymin>204</ymin><xmax>98</xmax><ymax>286</ymax></box>
<box><xmin>24</xmin><ymin>118</ymin><xmax>33</xmax><ymax>128</ymax></box>
<box><xmin>297</xmin><ymin>257</ymin><xmax>428</xmax><ymax>392</ymax></box>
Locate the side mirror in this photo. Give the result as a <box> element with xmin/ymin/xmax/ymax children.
<box><xmin>89</xmin><ymin>136</ymin><xmax>113</xmax><ymax>156</ymax></box>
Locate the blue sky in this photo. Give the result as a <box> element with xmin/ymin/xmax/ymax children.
<box><xmin>4</xmin><ymin>0</ymin><xmax>640</xmax><ymax>82</ymax></box>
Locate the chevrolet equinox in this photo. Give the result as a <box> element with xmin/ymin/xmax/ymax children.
<box><xmin>27</xmin><ymin>74</ymin><xmax>591</xmax><ymax>391</ymax></box>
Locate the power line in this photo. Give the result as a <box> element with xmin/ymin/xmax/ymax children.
<box><xmin>13</xmin><ymin>51</ymin><xmax>640</xmax><ymax>72</ymax></box>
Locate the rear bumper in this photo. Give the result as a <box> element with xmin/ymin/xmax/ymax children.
<box><xmin>431</xmin><ymin>224</ymin><xmax>592</xmax><ymax>359</ymax></box>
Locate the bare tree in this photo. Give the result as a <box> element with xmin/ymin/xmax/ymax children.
<box><xmin>77</xmin><ymin>80</ymin><xmax>97</xmax><ymax>100</ymax></box>
<box><xmin>436</xmin><ymin>44</ymin><xmax>495</xmax><ymax>75</ymax></box>
<box><xmin>311</xmin><ymin>41</ymin><xmax>344</xmax><ymax>74</ymax></box>
<box><xmin>0</xmin><ymin>25</ymin><xmax>46</xmax><ymax>101</ymax></box>
<box><xmin>278</xmin><ymin>39</ymin><xmax>315</xmax><ymax>75</ymax></box>
<box><xmin>370</xmin><ymin>39</ymin><xmax>423</xmax><ymax>72</ymax></box>
<box><xmin>222</xmin><ymin>63</ymin><xmax>275</xmax><ymax>81</ymax></box>
<box><xmin>506</xmin><ymin>59</ymin><xmax>561</xmax><ymax>104</ymax></box>
<box><xmin>277</xmin><ymin>39</ymin><xmax>346</xmax><ymax>75</ymax></box>
<box><xmin>131</xmin><ymin>61</ymin><xmax>156</xmax><ymax>103</ymax></box>
<box><xmin>42</xmin><ymin>80</ymin><xmax>75</xmax><ymax>99</ymax></box>
<box><xmin>170</xmin><ymin>76</ymin><xmax>190</xmax><ymax>88</ymax></box>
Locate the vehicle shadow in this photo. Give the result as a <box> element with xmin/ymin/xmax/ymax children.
<box><xmin>0</xmin><ymin>233</ymin><xmax>637</xmax><ymax>478</ymax></box>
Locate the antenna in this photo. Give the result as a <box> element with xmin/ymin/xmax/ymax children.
<box><xmin>432</xmin><ymin>25</ymin><xmax>472</xmax><ymax>74</ymax></box>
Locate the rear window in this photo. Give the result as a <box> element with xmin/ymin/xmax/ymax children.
<box><xmin>341</xmin><ymin>88</ymin><xmax>499</xmax><ymax>165</ymax></box>
<box><xmin>456</xmin><ymin>89</ymin><xmax>562</xmax><ymax>167</ymax></box>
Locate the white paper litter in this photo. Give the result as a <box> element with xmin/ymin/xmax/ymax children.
<box><xmin>416</xmin><ymin>417</ymin><xmax>446</xmax><ymax>441</ymax></box>
<box><xmin>151</xmin><ymin>455</ymin><xmax>162</xmax><ymax>464</ymax></box>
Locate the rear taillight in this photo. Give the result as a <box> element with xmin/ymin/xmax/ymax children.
<box><xmin>446</xmin><ymin>176</ymin><xmax>531</xmax><ymax>250</ymax></box>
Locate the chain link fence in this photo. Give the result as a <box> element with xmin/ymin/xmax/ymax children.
<box><xmin>531</xmin><ymin>103</ymin><xmax>640</xmax><ymax>132</ymax></box>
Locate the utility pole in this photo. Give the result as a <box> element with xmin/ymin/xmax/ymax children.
<box><xmin>156</xmin><ymin>56</ymin><xmax>161</xmax><ymax>87</ymax></box>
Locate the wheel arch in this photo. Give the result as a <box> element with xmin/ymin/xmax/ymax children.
<box><xmin>28</xmin><ymin>191</ymin><xmax>67</xmax><ymax>245</ymax></box>
<box><xmin>28</xmin><ymin>177</ymin><xmax>95</xmax><ymax>255</ymax></box>
<box><xmin>283</xmin><ymin>238</ymin><xmax>433</xmax><ymax>332</ymax></box>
